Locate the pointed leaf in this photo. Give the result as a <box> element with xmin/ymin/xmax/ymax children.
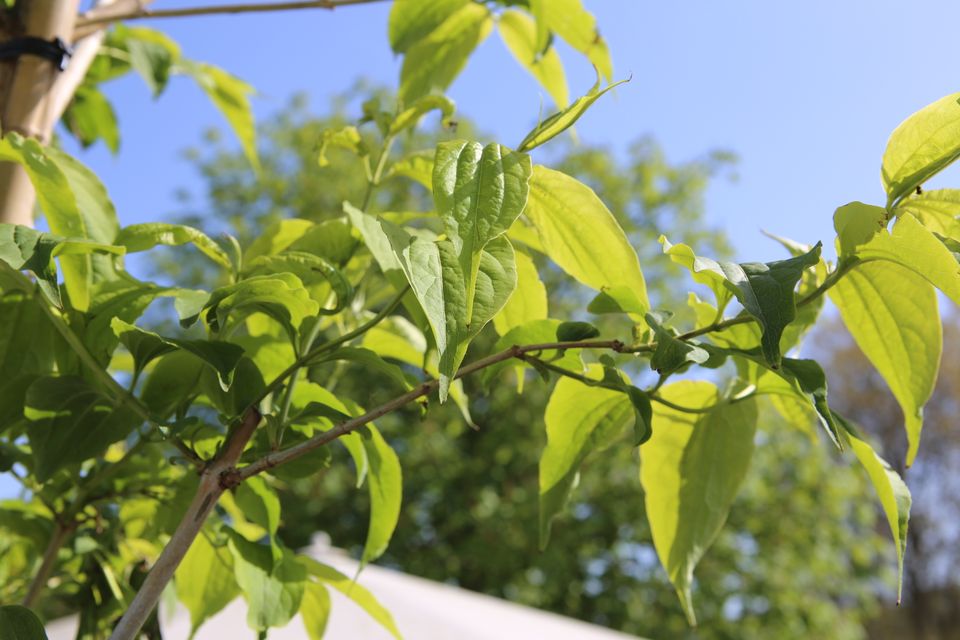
<box><xmin>525</xmin><ymin>165</ymin><xmax>648</xmax><ymax>317</ymax></box>
<box><xmin>641</xmin><ymin>381</ymin><xmax>757</xmax><ymax>625</ymax></box>
<box><xmin>358</xmin><ymin>424</ymin><xmax>402</xmax><ymax>567</ymax></box>
<box><xmin>200</xmin><ymin>274</ymin><xmax>320</xmax><ymax>344</ymax></box>
<box><xmin>846</xmin><ymin>212</ymin><xmax>960</xmax><ymax>304</ymax></box>
<box><xmin>539</xmin><ymin>365</ymin><xmax>637</xmax><ymax>548</ymax></box>
<box><xmin>517</xmin><ymin>76</ymin><xmax>628</xmax><ymax>152</ymax></box>
<box><xmin>180</xmin><ymin>60</ymin><xmax>259</xmax><ymax>171</ymax></box>
<box><xmin>175</xmin><ymin>532</ymin><xmax>240</xmax><ymax>637</ymax></box>
<box><xmin>228</xmin><ymin>531</ymin><xmax>306</xmax><ymax>632</ymax></box>
<box><xmin>388</xmin><ymin>0</ymin><xmax>469</xmax><ymax>53</ymax></box>
<box><xmin>300</xmin><ymin>582</ymin><xmax>332</xmax><ymax>640</ymax></box>
<box><xmin>535</xmin><ymin>0</ymin><xmax>612</xmax><ymax>80</ymax></box>
<box><xmin>235</xmin><ymin>476</ymin><xmax>282</xmax><ymax>537</ymax></box>
<box><xmin>498</xmin><ymin>10</ymin><xmax>568</xmax><ymax>109</ymax></box>
<box><xmin>299</xmin><ymin>557</ymin><xmax>402</xmax><ymax>639</ymax></box>
<box><xmin>390</xmin><ymin>95</ymin><xmax>456</xmax><ymax>135</ymax></box>
<box><xmin>116</xmin><ymin>222</ymin><xmax>232</xmax><ymax>272</ymax></box>
<box><xmin>398</xmin><ymin>3</ymin><xmax>492</xmax><ymax>103</ymax></box>
<box><xmin>829</xmin><ymin>260</ymin><xmax>940</xmax><ymax>466</ymax></box>
<box><xmin>384</xmin><ymin>221</ymin><xmax>517</xmax><ymax>400</ymax></box>
<box><xmin>895</xmin><ymin>188</ymin><xmax>960</xmax><ymax>238</ymax></box>
<box><xmin>836</xmin><ymin>415</ymin><xmax>911</xmax><ymax>603</ymax></box>
<box><xmin>882</xmin><ymin>91</ymin><xmax>960</xmax><ymax>207</ymax></box>
<box><xmin>111</xmin><ymin>318</ymin><xmax>246</xmax><ymax>390</ymax></box>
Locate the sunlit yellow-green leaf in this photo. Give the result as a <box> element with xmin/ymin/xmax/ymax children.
<box><xmin>836</xmin><ymin>415</ymin><xmax>911</xmax><ymax>603</ymax></box>
<box><xmin>882</xmin><ymin>91</ymin><xmax>960</xmax><ymax>207</ymax></box>
<box><xmin>493</xmin><ymin>248</ymin><xmax>547</xmax><ymax>335</ymax></box>
<box><xmin>388</xmin><ymin>0</ymin><xmax>469</xmax><ymax>53</ymax></box>
<box><xmin>641</xmin><ymin>381</ymin><xmax>757</xmax><ymax>625</ymax></box>
<box><xmin>399</xmin><ymin>3</ymin><xmax>492</xmax><ymax>103</ymax></box>
<box><xmin>894</xmin><ymin>188</ymin><xmax>960</xmax><ymax>239</ymax></box>
<box><xmin>525</xmin><ymin>165</ymin><xmax>648</xmax><ymax>318</ymax></box>
<box><xmin>534</xmin><ymin>0</ymin><xmax>612</xmax><ymax>81</ymax></box>
<box><xmin>175</xmin><ymin>532</ymin><xmax>240</xmax><ymax>637</ymax></box>
<box><xmin>498</xmin><ymin>10</ymin><xmax>568</xmax><ymax>109</ymax></box>
<box><xmin>829</xmin><ymin>260</ymin><xmax>941</xmax><ymax>466</ymax></box>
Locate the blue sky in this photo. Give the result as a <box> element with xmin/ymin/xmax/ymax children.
<box><xmin>64</xmin><ymin>0</ymin><xmax>960</xmax><ymax>264</ymax></box>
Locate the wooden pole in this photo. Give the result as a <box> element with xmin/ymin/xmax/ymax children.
<box><xmin>0</xmin><ymin>0</ymin><xmax>80</xmax><ymax>226</ymax></box>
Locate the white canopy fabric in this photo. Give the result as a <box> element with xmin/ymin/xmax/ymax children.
<box><xmin>46</xmin><ymin>541</ymin><xmax>646</xmax><ymax>640</ymax></box>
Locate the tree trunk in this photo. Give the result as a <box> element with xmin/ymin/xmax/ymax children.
<box><xmin>0</xmin><ymin>0</ymin><xmax>80</xmax><ymax>226</ymax></box>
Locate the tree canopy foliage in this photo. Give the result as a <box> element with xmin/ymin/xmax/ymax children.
<box><xmin>0</xmin><ymin>1</ymin><xmax>957</xmax><ymax>639</ymax></box>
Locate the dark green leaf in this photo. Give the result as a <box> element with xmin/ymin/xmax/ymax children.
<box><xmin>0</xmin><ymin>605</ymin><xmax>48</xmax><ymax>640</ymax></box>
<box><xmin>646</xmin><ymin>311</ymin><xmax>709</xmax><ymax>375</ymax></box>
<box><xmin>555</xmin><ymin>321</ymin><xmax>599</xmax><ymax>342</ymax></box>
<box><xmin>62</xmin><ymin>86</ymin><xmax>120</xmax><ymax>153</ymax></box>
<box><xmin>24</xmin><ymin>376</ymin><xmax>141</xmax><ymax>482</ymax></box>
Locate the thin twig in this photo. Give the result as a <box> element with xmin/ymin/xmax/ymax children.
<box><xmin>233</xmin><ymin>339</ymin><xmax>627</xmax><ymax>482</ymax></box>
<box><xmin>75</xmin><ymin>0</ymin><xmax>389</xmax><ymax>30</ymax></box>
<box><xmin>22</xmin><ymin>521</ymin><xmax>72</xmax><ymax>608</ymax></box>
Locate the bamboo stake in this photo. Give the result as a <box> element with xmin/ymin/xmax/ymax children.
<box><xmin>0</xmin><ymin>0</ymin><xmax>80</xmax><ymax>226</ymax></box>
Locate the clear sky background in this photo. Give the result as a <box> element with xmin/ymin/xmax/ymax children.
<box><xmin>63</xmin><ymin>0</ymin><xmax>960</xmax><ymax>265</ymax></box>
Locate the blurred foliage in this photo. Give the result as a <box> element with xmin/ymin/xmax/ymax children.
<box><xmin>162</xmin><ymin>88</ymin><xmax>891</xmax><ymax>638</ymax></box>
<box><xmin>816</xmin><ymin>313</ymin><xmax>960</xmax><ymax>639</ymax></box>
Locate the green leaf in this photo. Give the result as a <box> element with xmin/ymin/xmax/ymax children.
<box><xmin>662</xmin><ymin>237</ymin><xmax>821</xmax><ymax>367</ymax></box>
<box><xmin>525</xmin><ymin>165</ymin><xmax>648</xmax><ymax>318</ymax></box>
<box><xmin>517</xmin><ymin>76</ymin><xmax>628</xmax><ymax>153</ymax></box>
<box><xmin>388</xmin><ymin>0</ymin><xmax>469</xmax><ymax>53</ymax></box>
<box><xmin>228</xmin><ymin>531</ymin><xmax>306</xmax><ymax>632</ymax></box>
<box><xmin>24</xmin><ymin>376</ymin><xmax>140</xmax><ymax>482</ymax></box>
<box><xmin>535</xmin><ymin>0</ymin><xmax>612</xmax><ymax>81</ymax></box>
<box><xmin>299</xmin><ymin>557</ymin><xmax>402</xmax><ymax>639</ymax></box>
<box><xmin>0</xmin><ymin>605</ymin><xmax>48</xmax><ymax>640</ymax></box>
<box><xmin>111</xmin><ymin>318</ymin><xmax>246</xmax><ymax>390</ymax></box>
<box><xmin>845</xmin><ymin>212</ymin><xmax>960</xmax><ymax>304</ymax></box>
<box><xmin>433</xmin><ymin>141</ymin><xmax>531</xmax><ymax>306</ymax></box>
<box><xmin>235</xmin><ymin>476</ymin><xmax>282</xmax><ymax>537</ymax></box>
<box><xmin>63</xmin><ymin>86</ymin><xmax>120</xmax><ymax>153</ymax></box>
<box><xmin>175</xmin><ymin>532</ymin><xmax>240</xmax><ymax>638</ymax></box>
<box><xmin>384</xmin><ymin>151</ymin><xmax>434</xmax><ymax>190</ymax></box>
<box><xmin>180</xmin><ymin>60</ymin><xmax>259</xmax><ymax>171</ymax></box>
<box><xmin>140</xmin><ymin>351</ymin><xmax>204</xmax><ymax>420</ymax></box>
<box><xmin>0</xmin><ymin>136</ymin><xmax>120</xmax><ymax>310</ymax></box>
<box><xmin>245</xmin><ymin>218</ymin><xmax>314</xmax><ymax>262</ymax></box>
<box><xmin>398</xmin><ymin>2</ymin><xmax>493</xmax><ymax>103</ymax></box>
<box><xmin>389</xmin><ymin>95</ymin><xmax>456</xmax><ymax>135</ymax></box>
<box><xmin>555</xmin><ymin>321</ymin><xmax>599</xmax><ymax>342</ymax></box>
<box><xmin>119</xmin><ymin>25</ymin><xmax>180</xmax><ymax>96</ymax></box>
<box><xmin>300</xmin><ymin>582</ymin><xmax>332</xmax><ymax>640</ymax></box>
<box><xmin>493</xmin><ymin>248</ymin><xmax>547</xmax><ymax>334</ymax></box>
<box><xmin>539</xmin><ymin>365</ymin><xmax>637</xmax><ymax>548</ymax></box>
<box><xmin>316</xmin><ymin>125</ymin><xmax>367</xmax><ymax>167</ymax></box>
<box><xmin>829</xmin><ymin>261</ymin><xmax>940</xmax><ymax>466</ymax></box>
<box><xmin>0</xmin><ymin>224</ymin><xmax>123</xmax><ymax>305</ymax></box>
<box><xmin>833</xmin><ymin>202</ymin><xmax>887</xmax><ymax>257</ymax></box>
<box><xmin>641</xmin><ymin>381</ymin><xmax>757</xmax><ymax>625</ymax></box>
<box><xmin>659</xmin><ymin>236</ymin><xmax>734</xmax><ymax>312</ymax></box>
<box><xmin>116</xmin><ymin>222</ymin><xmax>233</xmax><ymax>273</ymax></box>
<box><xmin>384</xmin><ymin>223</ymin><xmax>517</xmax><ymax>401</ymax></box>
<box><xmin>645</xmin><ymin>311</ymin><xmax>709</xmax><ymax>375</ymax></box>
<box><xmin>894</xmin><ymin>188</ymin><xmax>960</xmax><ymax>238</ymax></box>
<box><xmin>836</xmin><ymin>415</ymin><xmax>911</xmax><ymax>603</ymax></box>
<box><xmin>318</xmin><ymin>347</ymin><xmax>413</xmax><ymax>392</ymax></box>
<box><xmin>359</xmin><ymin>424</ymin><xmax>402</xmax><ymax>567</ymax></box>
<box><xmin>882</xmin><ymin>91</ymin><xmax>960</xmax><ymax>207</ymax></box>
<box><xmin>200</xmin><ymin>356</ymin><xmax>265</xmax><ymax>418</ymax></box>
<box><xmin>498</xmin><ymin>9</ymin><xmax>568</xmax><ymax>109</ymax></box>
<box><xmin>243</xmin><ymin>252</ymin><xmax>353</xmax><ymax>314</ymax></box>
<box><xmin>199</xmin><ymin>274</ymin><xmax>320</xmax><ymax>344</ymax></box>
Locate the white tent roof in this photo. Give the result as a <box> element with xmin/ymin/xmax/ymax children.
<box><xmin>47</xmin><ymin>539</ymin><xmax>646</xmax><ymax>640</ymax></box>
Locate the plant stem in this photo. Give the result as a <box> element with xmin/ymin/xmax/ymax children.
<box><xmin>360</xmin><ymin>133</ymin><xmax>397</xmax><ymax>211</ymax></box>
<box><xmin>75</xmin><ymin>0</ymin><xmax>389</xmax><ymax>31</ymax></box>
<box><xmin>234</xmin><ymin>339</ymin><xmax>627</xmax><ymax>481</ymax></box>
<box><xmin>22</xmin><ymin>521</ymin><xmax>71</xmax><ymax>608</ymax></box>
<box><xmin>108</xmin><ymin>407</ymin><xmax>262</xmax><ymax>640</ymax></box>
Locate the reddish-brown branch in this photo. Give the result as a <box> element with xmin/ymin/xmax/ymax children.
<box><xmin>75</xmin><ymin>0</ymin><xmax>389</xmax><ymax>34</ymax></box>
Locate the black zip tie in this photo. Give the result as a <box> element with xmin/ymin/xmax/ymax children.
<box><xmin>0</xmin><ymin>36</ymin><xmax>73</xmax><ymax>71</ymax></box>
